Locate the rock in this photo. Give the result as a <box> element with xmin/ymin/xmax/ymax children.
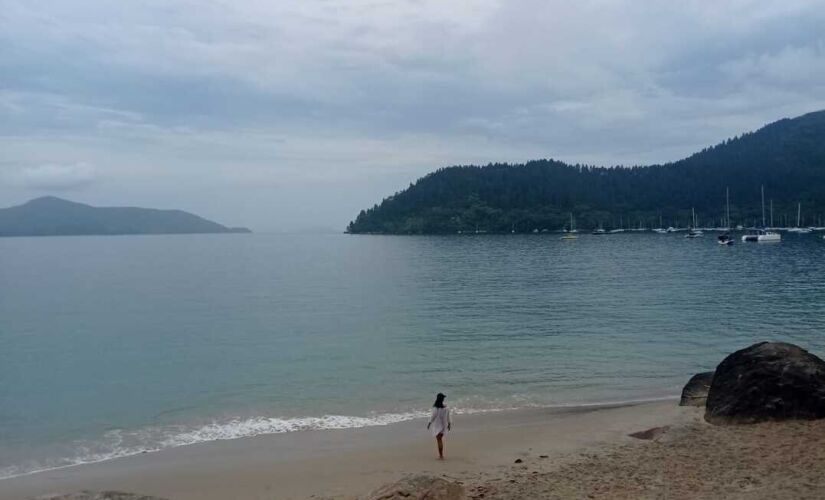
<box><xmin>705</xmin><ymin>342</ymin><xmax>825</xmax><ymax>424</ymax></box>
<box><xmin>628</xmin><ymin>426</ymin><xmax>670</xmax><ymax>440</ymax></box>
<box><xmin>679</xmin><ymin>371</ymin><xmax>714</xmax><ymax>406</ymax></box>
<box><xmin>514</xmin><ymin>459</ymin><xmax>523</xmax><ymax>463</ymax></box>
<box><xmin>33</xmin><ymin>492</ymin><xmax>168</xmax><ymax>500</ymax></box>
<box><xmin>365</xmin><ymin>474</ymin><xmax>465</xmax><ymax>500</ymax></box>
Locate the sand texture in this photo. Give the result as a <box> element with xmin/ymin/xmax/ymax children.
<box><xmin>4</xmin><ymin>401</ymin><xmax>825</xmax><ymax>499</ymax></box>
<box><xmin>464</xmin><ymin>417</ymin><xmax>825</xmax><ymax>500</ymax></box>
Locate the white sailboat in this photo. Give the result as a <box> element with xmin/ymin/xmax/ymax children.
<box><xmin>652</xmin><ymin>215</ymin><xmax>667</xmax><ymax>233</ymax></box>
<box><xmin>561</xmin><ymin>213</ymin><xmax>578</xmax><ymax>240</ymax></box>
<box><xmin>685</xmin><ymin>208</ymin><xmax>703</xmax><ymax>238</ymax></box>
<box><xmin>788</xmin><ymin>203</ymin><xmax>812</xmax><ymax>233</ymax></box>
<box><xmin>742</xmin><ymin>186</ymin><xmax>781</xmax><ymax>242</ymax></box>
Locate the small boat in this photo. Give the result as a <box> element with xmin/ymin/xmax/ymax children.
<box><xmin>561</xmin><ymin>213</ymin><xmax>578</xmax><ymax>240</ymax></box>
<box><xmin>787</xmin><ymin>202</ymin><xmax>812</xmax><ymax>233</ymax></box>
<box><xmin>652</xmin><ymin>215</ymin><xmax>666</xmax><ymax>234</ymax></box>
<box><xmin>684</xmin><ymin>210</ymin><xmax>702</xmax><ymax>238</ymax></box>
<box><xmin>717</xmin><ymin>233</ymin><xmax>734</xmax><ymax>245</ymax></box>
<box><xmin>742</xmin><ymin>229</ymin><xmax>781</xmax><ymax>243</ymax></box>
<box><xmin>741</xmin><ymin>187</ymin><xmax>781</xmax><ymax>243</ymax></box>
<box><xmin>592</xmin><ymin>228</ymin><xmax>607</xmax><ymax>235</ymax></box>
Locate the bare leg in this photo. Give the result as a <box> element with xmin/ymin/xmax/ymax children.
<box><xmin>436</xmin><ymin>433</ymin><xmax>444</xmax><ymax>459</ymax></box>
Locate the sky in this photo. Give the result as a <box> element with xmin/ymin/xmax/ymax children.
<box><xmin>2</xmin><ymin>1</ymin><xmax>825</xmax><ymax>231</ymax></box>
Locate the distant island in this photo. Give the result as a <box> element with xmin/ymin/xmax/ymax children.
<box><xmin>0</xmin><ymin>197</ymin><xmax>251</xmax><ymax>237</ymax></box>
<box><xmin>347</xmin><ymin>110</ymin><xmax>825</xmax><ymax>234</ymax></box>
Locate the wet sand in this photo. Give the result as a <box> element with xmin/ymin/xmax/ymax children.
<box><xmin>0</xmin><ymin>400</ymin><xmax>689</xmax><ymax>499</ymax></box>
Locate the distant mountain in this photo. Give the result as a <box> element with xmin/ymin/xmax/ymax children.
<box><xmin>0</xmin><ymin>197</ymin><xmax>251</xmax><ymax>237</ymax></box>
<box><xmin>347</xmin><ymin>110</ymin><xmax>825</xmax><ymax>234</ymax></box>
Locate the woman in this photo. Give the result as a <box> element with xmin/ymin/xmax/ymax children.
<box><xmin>426</xmin><ymin>392</ymin><xmax>452</xmax><ymax>459</ymax></box>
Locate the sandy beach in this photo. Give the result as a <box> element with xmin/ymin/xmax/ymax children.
<box><xmin>1</xmin><ymin>400</ymin><xmax>687</xmax><ymax>499</ymax></box>
<box><xmin>4</xmin><ymin>398</ymin><xmax>825</xmax><ymax>500</ymax></box>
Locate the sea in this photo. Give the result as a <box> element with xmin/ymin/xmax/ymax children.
<box><xmin>2</xmin><ymin>231</ymin><xmax>825</xmax><ymax>479</ymax></box>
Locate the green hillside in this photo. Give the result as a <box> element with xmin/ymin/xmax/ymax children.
<box><xmin>347</xmin><ymin>110</ymin><xmax>825</xmax><ymax>233</ymax></box>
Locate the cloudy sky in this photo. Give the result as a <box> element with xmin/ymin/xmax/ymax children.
<box><xmin>2</xmin><ymin>0</ymin><xmax>824</xmax><ymax>231</ymax></box>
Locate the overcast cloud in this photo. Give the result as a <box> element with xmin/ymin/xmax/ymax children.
<box><xmin>2</xmin><ymin>0</ymin><xmax>824</xmax><ymax>230</ymax></box>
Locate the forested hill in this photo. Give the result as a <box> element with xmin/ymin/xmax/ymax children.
<box><xmin>347</xmin><ymin>110</ymin><xmax>825</xmax><ymax>234</ymax></box>
<box><xmin>0</xmin><ymin>197</ymin><xmax>251</xmax><ymax>236</ymax></box>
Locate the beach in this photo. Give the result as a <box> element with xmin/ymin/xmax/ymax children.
<box><xmin>1</xmin><ymin>400</ymin><xmax>688</xmax><ymax>499</ymax></box>
<box><xmin>5</xmin><ymin>399</ymin><xmax>825</xmax><ymax>499</ymax></box>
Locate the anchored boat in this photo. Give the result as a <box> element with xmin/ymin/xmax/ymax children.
<box><xmin>742</xmin><ymin>229</ymin><xmax>781</xmax><ymax>243</ymax></box>
<box><xmin>742</xmin><ymin>186</ymin><xmax>781</xmax><ymax>243</ymax></box>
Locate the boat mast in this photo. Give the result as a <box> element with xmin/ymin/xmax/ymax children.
<box><xmin>797</xmin><ymin>202</ymin><xmax>801</xmax><ymax>228</ymax></box>
<box><xmin>770</xmin><ymin>199</ymin><xmax>774</xmax><ymax>228</ymax></box>
<box><xmin>726</xmin><ymin>187</ymin><xmax>730</xmax><ymax>229</ymax></box>
<box><xmin>761</xmin><ymin>185</ymin><xmax>766</xmax><ymax>228</ymax></box>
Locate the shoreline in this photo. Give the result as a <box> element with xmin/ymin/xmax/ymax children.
<box><xmin>0</xmin><ymin>399</ymin><xmax>690</xmax><ymax>500</ymax></box>
<box><xmin>0</xmin><ymin>395</ymin><xmax>679</xmax><ymax>482</ymax></box>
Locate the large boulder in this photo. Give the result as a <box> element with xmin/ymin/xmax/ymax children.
<box><xmin>365</xmin><ymin>474</ymin><xmax>465</xmax><ymax>500</ymax></box>
<box><xmin>705</xmin><ymin>342</ymin><xmax>825</xmax><ymax>424</ymax></box>
<box><xmin>679</xmin><ymin>371</ymin><xmax>714</xmax><ymax>406</ymax></box>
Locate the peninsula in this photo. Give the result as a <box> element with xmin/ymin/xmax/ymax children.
<box><xmin>347</xmin><ymin>110</ymin><xmax>825</xmax><ymax>234</ymax></box>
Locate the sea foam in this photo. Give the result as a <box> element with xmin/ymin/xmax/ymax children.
<box><xmin>0</xmin><ymin>410</ymin><xmax>430</xmax><ymax>480</ymax></box>
<box><xmin>0</xmin><ymin>396</ymin><xmax>679</xmax><ymax>481</ymax></box>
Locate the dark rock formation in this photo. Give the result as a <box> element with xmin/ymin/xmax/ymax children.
<box><xmin>705</xmin><ymin>342</ymin><xmax>825</xmax><ymax>424</ymax></box>
<box><xmin>679</xmin><ymin>371</ymin><xmax>714</xmax><ymax>406</ymax></box>
<box><xmin>33</xmin><ymin>491</ymin><xmax>168</xmax><ymax>500</ymax></box>
<box><xmin>366</xmin><ymin>474</ymin><xmax>465</xmax><ymax>500</ymax></box>
<box><xmin>628</xmin><ymin>426</ymin><xmax>670</xmax><ymax>440</ymax></box>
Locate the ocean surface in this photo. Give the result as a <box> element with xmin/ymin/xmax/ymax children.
<box><xmin>2</xmin><ymin>231</ymin><xmax>825</xmax><ymax>478</ymax></box>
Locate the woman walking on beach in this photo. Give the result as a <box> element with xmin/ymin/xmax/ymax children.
<box><xmin>427</xmin><ymin>393</ymin><xmax>451</xmax><ymax>459</ymax></box>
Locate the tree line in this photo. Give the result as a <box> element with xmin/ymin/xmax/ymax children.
<box><xmin>347</xmin><ymin>110</ymin><xmax>825</xmax><ymax>234</ymax></box>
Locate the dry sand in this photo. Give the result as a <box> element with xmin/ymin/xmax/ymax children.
<box><xmin>2</xmin><ymin>400</ymin><xmax>823</xmax><ymax>500</ymax></box>
<box><xmin>466</xmin><ymin>415</ymin><xmax>825</xmax><ymax>499</ymax></box>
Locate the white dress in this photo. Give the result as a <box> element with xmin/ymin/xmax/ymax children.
<box><xmin>428</xmin><ymin>406</ymin><xmax>451</xmax><ymax>436</ymax></box>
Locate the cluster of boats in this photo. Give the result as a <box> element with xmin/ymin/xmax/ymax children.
<box><xmin>562</xmin><ymin>186</ymin><xmax>825</xmax><ymax>244</ymax></box>
<box><xmin>558</xmin><ymin>226</ymin><xmax>821</xmax><ymax>244</ymax></box>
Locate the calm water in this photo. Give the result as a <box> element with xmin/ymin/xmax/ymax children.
<box><xmin>2</xmin><ymin>232</ymin><xmax>825</xmax><ymax>478</ymax></box>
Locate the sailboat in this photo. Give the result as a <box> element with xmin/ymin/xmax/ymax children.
<box><xmin>718</xmin><ymin>188</ymin><xmax>733</xmax><ymax>245</ymax></box>
<box><xmin>609</xmin><ymin>216</ymin><xmax>625</xmax><ymax>233</ymax></box>
<box><xmin>742</xmin><ymin>186</ymin><xmax>781</xmax><ymax>242</ymax></box>
<box><xmin>652</xmin><ymin>215</ymin><xmax>667</xmax><ymax>233</ymax></box>
<box><xmin>561</xmin><ymin>213</ymin><xmax>578</xmax><ymax>240</ymax></box>
<box><xmin>685</xmin><ymin>208</ymin><xmax>703</xmax><ymax>238</ymax></box>
<box><xmin>788</xmin><ymin>203</ymin><xmax>812</xmax><ymax>233</ymax></box>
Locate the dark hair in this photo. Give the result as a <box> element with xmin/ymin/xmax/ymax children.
<box><xmin>433</xmin><ymin>393</ymin><xmax>446</xmax><ymax>408</ymax></box>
